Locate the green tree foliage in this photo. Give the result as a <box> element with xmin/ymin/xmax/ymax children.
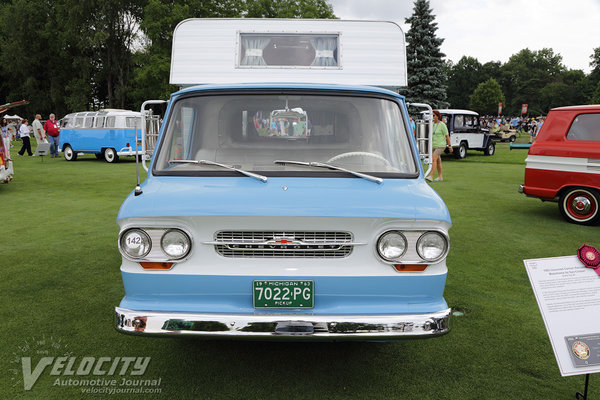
<box><xmin>446</xmin><ymin>56</ymin><xmax>484</xmax><ymax>109</ymax></box>
<box><xmin>591</xmin><ymin>81</ymin><xmax>600</xmax><ymax>104</ymax></box>
<box><xmin>469</xmin><ymin>78</ymin><xmax>505</xmax><ymax>115</ymax></box>
<box><xmin>244</xmin><ymin>0</ymin><xmax>335</xmax><ymax>18</ymax></box>
<box><xmin>402</xmin><ymin>0</ymin><xmax>447</xmax><ymax>108</ymax></box>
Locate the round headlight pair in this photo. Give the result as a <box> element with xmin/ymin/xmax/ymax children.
<box><xmin>376</xmin><ymin>230</ymin><xmax>448</xmax><ymax>263</ymax></box>
<box><xmin>120</xmin><ymin>229</ymin><xmax>191</xmax><ymax>260</ymax></box>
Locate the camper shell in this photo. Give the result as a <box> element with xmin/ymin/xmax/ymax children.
<box><xmin>60</xmin><ymin>109</ymin><xmax>143</xmax><ymax>163</ymax></box>
<box><xmin>114</xmin><ymin>19</ymin><xmax>451</xmax><ymax>340</ymax></box>
<box><xmin>520</xmin><ymin>105</ymin><xmax>600</xmax><ymax>225</ymax></box>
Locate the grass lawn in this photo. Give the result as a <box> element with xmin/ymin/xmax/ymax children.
<box><xmin>2</xmin><ymin>140</ymin><xmax>598</xmax><ymax>399</ymax></box>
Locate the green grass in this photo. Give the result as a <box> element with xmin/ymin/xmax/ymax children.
<box><xmin>2</xmin><ymin>140</ymin><xmax>598</xmax><ymax>399</ymax></box>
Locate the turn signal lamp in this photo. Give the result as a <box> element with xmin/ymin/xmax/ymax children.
<box><xmin>393</xmin><ymin>264</ymin><xmax>428</xmax><ymax>272</ymax></box>
<box><xmin>140</xmin><ymin>262</ymin><xmax>174</xmax><ymax>270</ymax></box>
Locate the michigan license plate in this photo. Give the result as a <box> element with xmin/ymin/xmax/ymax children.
<box><xmin>253</xmin><ymin>280</ymin><xmax>314</xmax><ymax>309</ymax></box>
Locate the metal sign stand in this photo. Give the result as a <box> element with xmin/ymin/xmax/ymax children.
<box><xmin>576</xmin><ymin>374</ymin><xmax>590</xmax><ymax>400</ymax></box>
<box><xmin>34</xmin><ymin>142</ymin><xmax>50</xmax><ymax>162</ymax></box>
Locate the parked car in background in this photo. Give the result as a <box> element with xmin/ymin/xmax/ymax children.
<box><xmin>520</xmin><ymin>105</ymin><xmax>600</xmax><ymax>225</ymax></box>
<box><xmin>439</xmin><ymin>109</ymin><xmax>496</xmax><ymax>158</ymax></box>
<box><xmin>60</xmin><ymin>109</ymin><xmax>142</xmax><ymax>163</ymax></box>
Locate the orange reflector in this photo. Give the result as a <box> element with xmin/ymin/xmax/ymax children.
<box><xmin>140</xmin><ymin>262</ymin><xmax>174</xmax><ymax>270</ymax></box>
<box><xmin>393</xmin><ymin>264</ymin><xmax>428</xmax><ymax>272</ymax></box>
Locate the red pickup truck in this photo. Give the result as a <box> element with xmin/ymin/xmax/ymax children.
<box><xmin>520</xmin><ymin>105</ymin><xmax>600</xmax><ymax>225</ymax></box>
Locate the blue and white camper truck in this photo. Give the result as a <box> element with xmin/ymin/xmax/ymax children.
<box><xmin>60</xmin><ymin>109</ymin><xmax>143</xmax><ymax>163</ymax></box>
<box><xmin>114</xmin><ymin>19</ymin><xmax>451</xmax><ymax>340</ymax></box>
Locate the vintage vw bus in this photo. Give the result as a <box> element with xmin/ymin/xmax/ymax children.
<box><xmin>60</xmin><ymin>109</ymin><xmax>143</xmax><ymax>163</ymax></box>
<box><xmin>114</xmin><ymin>19</ymin><xmax>452</xmax><ymax>340</ymax></box>
<box><xmin>520</xmin><ymin>105</ymin><xmax>600</xmax><ymax>225</ymax></box>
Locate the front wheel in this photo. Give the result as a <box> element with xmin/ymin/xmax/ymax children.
<box><xmin>63</xmin><ymin>145</ymin><xmax>77</xmax><ymax>161</ymax></box>
<box><xmin>453</xmin><ymin>142</ymin><xmax>467</xmax><ymax>159</ymax></box>
<box><xmin>509</xmin><ymin>135</ymin><xmax>516</xmax><ymax>142</ymax></box>
<box><xmin>559</xmin><ymin>188</ymin><xmax>600</xmax><ymax>225</ymax></box>
<box><xmin>103</xmin><ymin>148</ymin><xmax>119</xmax><ymax>163</ymax></box>
<box><xmin>484</xmin><ymin>141</ymin><xmax>495</xmax><ymax>156</ymax></box>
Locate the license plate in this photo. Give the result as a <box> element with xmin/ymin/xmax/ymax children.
<box><xmin>253</xmin><ymin>280</ymin><xmax>314</xmax><ymax>309</ymax></box>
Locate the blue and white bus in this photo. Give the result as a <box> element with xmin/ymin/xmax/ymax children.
<box><xmin>60</xmin><ymin>109</ymin><xmax>142</xmax><ymax>163</ymax></box>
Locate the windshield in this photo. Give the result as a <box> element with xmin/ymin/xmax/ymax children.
<box><xmin>154</xmin><ymin>93</ymin><xmax>417</xmax><ymax>176</ymax></box>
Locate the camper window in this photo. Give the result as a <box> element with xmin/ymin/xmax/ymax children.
<box><xmin>95</xmin><ymin>116</ymin><xmax>105</xmax><ymax>128</ymax></box>
<box><xmin>239</xmin><ymin>33</ymin><xmax>339</xmax><ymax>68</ymax></box>
<box><xmin>106</xmin><ymin>116</ymin><xmax>116</xmax><ymax>128</ymax></box>
<box><xmin>84</xmin><ymin>117</ymin><xmax>94</xmax><ymax>128</ymax></box>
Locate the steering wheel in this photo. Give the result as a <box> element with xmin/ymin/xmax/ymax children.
<box><xmin>327</xmin><ymin>151</ymin><xmax>391</xmax><ymax>167</ymax></box>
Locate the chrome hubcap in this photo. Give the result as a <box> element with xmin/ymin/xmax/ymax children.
<box><xmin>572</xmin><ymin>196</ymin><xmax>591</xmax><ymax>214</ymax></box>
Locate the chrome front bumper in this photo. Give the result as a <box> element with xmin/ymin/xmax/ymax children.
<box><xmin>115</xmin><ymin>307</ymin><xmax>451</xmax><ymax>340</ymax></box>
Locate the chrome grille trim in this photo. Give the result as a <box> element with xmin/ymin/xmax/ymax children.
<box><xmin>210</xmin><ymin>231</ymin><xmax>358</xmax><ymax>258</ymax></box>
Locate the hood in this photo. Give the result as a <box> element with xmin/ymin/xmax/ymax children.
<box><xmin>117</xmin><ymin>176</ymin><xmax>451</xmax><ymax>223</ymax></box>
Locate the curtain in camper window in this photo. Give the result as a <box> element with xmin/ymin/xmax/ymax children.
<box><xmin>311</xmin><ymin>37</ymin><xmax>337</xmax><ymax>66</ymax></box>
<box><xmin>240</xmin><ymin>37</ymin><xmax>270</xmax><ymax>66</ymax></box>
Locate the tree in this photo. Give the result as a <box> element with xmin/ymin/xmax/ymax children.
<box><xmin>469</xmin><ymin>78</ymin><xmax>505</xmax><ymax>115</ymax></box>
<box><xmin>402</xmin><ymin>0</ymin><xmax>448</xmax><ymax>108</ymax></box>
<box><xmin>591</xmin><ymin>81</ymin><xmax>600</xmax><ymax>104</ymax></box>
<box><xmin>501</xmin><ymin>48</ymin><xmax>565</xmax><ymax>115</ymax></box>
<box><xmin>244</xmin><ymin>0</ymin><xmax>335</xmax><ymax>18</ymax></box>
<box><xmin>446</xmin><ymin>56</ymin><xmax>484</xmax><ymax>109</ymax></box>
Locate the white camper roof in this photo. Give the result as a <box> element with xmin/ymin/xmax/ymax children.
<box><xmin>170</xmin><ymin>18</ymin><xmax>407</xmax><ymax>88</ymax></box>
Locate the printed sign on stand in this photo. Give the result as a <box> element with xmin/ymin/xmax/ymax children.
<box><xmin>524</xmin><ymin>255</ymin><xmax>600</xmax><ymax>377</ymax></box>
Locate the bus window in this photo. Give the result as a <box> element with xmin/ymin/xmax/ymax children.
<box><xmin>106</xmin><ymin>116</ymin><xmax>116</xmax><ymax>128</ymax></box>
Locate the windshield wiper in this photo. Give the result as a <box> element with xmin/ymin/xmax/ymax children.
<box><xmin>169</xmin><ymin>159</ymin><xmax>267</xmax><ymax>182</ymax></box>
<box><xmin>274</xmin><ymin>160</ymin><xmax>383</xmax><ymax>184</ymax></box>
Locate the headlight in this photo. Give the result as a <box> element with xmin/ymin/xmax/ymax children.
<box><xmin>120</xmin><ymin>229</ymin><xmax>151</xmax><ymax>259</ymax></box>
<box><xmin>416</xmin><ymin>231</ymin><xmax>448</xmax><ymax>262</ymax></box>
<box><xmin>377</xmin><ymin>231</ymin><xmax>408</xmax><ymax>261</ymax></box>
<box><xmin>161</xmin><ymin>229</ymin><xmax>191</xmax><ymax>259</ymax></box>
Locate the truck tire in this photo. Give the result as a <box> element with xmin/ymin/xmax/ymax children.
<box><xmin>453</xmin><ymin>142</ymin><xmax>467</xmax><ymax>159</ymax></box>
<box><xmin>559</xmin><ymin>188</ymin><xmax>600</xmax><ymax>225</ymax></box>
<box><xmin>63</xmin><ymin>145</ymin><xmax>77</xmax><ymax>161</ymax></box>
<box><xmin>484</xmin><ymin>141</ymin><xmax>495</xmax><ymax>156</ymax></box>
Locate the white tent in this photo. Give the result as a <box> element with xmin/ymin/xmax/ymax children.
<box><xmin>4</xmin><ymin>114</ymin><xmax>22</xmax><ymax>120</ymax></box>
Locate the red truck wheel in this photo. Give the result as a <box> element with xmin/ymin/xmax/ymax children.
<box><xmin>559</xmin><ymin>188</ymin><xmax>600</xmax><ymax>225</ymax></box>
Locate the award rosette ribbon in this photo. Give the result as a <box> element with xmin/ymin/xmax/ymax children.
<box><xmin>577</xmin><ymin>244</ymin><xmax>600</xmax><ymax>276</ymax></box>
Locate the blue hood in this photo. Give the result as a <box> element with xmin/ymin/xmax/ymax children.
<box><xmin>117</xmin><ymin>176</ymin><xmax>451</xmax><ymax>223</ymax></box>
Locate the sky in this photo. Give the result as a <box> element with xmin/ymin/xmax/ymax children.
<box><xmin>328</xmin><ymin>0</ymin><xmax>600</xmax><ymax>73</ymax></box>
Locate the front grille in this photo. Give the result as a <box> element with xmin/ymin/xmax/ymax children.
<box><xmin>213</xmin><ymin>231</ymin><xmax>354</xmax><ymax>258</ymax></box>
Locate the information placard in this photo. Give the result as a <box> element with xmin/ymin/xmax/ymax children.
<box><xmin>524</xmin><ymin>256</ymin><xmax>600</xmax><ymax>376</ymax></box>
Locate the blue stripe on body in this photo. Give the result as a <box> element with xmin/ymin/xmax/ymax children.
<box><xmin>119</xmin><ymin>272</ymin><xmax>448</xmax><ymax>315</ymax></box>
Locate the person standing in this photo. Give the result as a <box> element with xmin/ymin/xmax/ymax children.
<box><xmin>1</xmin><ymin>119</ymin><xmax>10</xmax><ymax>159</ymax></box>
<box><xmin>32</xmin><ymin>114</ymin><xmax>47</xmax><ymax>145</ymax></box>
<box><xmin>44</xmin><ymin>113</ymin><xmax>60</xmax><ymax>158</ymax></box>
<box><xmin>18</xmin><ymin>119</ymin><xmax>33</xmax><ymax>156</ymax></box>
<box><xmin>7</xmin><ymin>120</ymin><xmax>17</xmax><ymax>141</ymax></box>
<box><xmin>426</xmin><ymin>110</ymin><xmax>451</xmax><ymax>182</ymax></box>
